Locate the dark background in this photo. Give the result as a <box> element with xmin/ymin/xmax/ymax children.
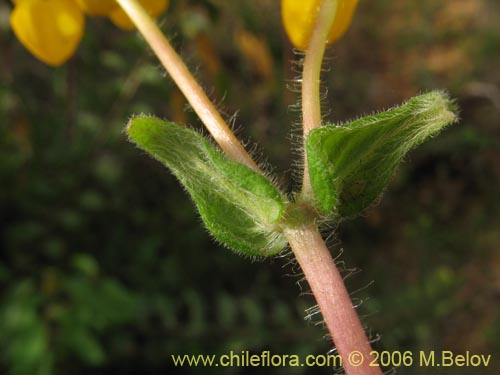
<box><xmin>1</xmin><ymin>0</ymin><xmax>499</xmax><ymax>374</ymax></box>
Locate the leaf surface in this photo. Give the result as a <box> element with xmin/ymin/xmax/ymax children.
<box><xmin>127</xmin><ymin>117</ymin><xmax>287</xmax><ymax>256</ymax></box>
<box><xmin>306</xmin><ymin>91</ymin><xmax>458</xmax><ymax>217</ymax></box>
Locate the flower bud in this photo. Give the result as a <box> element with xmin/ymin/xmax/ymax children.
<box><xmin>10</xmin><ymin>0</ymin><xmax>84</xmax><ymax>66</ymax></box>
<box><xmin>282</xmin><ymin>0</ymin><xmax>359</xmax><ymax>50</ymax></box>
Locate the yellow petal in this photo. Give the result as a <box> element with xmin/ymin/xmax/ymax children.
<box><xmin>109</xmin><ymin>0</ymin><xmax>169</xmax><ymax>31</ymax></box>
<box><xmin>282</xmin><ymin>0</ymin><xmax>359</xmax><ymax>50</ymax></box>
<box><xmin>76</xmin><ymin>0</ymin><xmax>118</xmax><ymax>16</ymax></box>
<box><xmin>10</xmin><ymin>0</ymin><xmax>85</xmax><ymax>66</ymax></box>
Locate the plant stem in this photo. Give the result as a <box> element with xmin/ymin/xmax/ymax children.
<box><xmin>285</xmin><ymin>224</ymin><xmax>382</xmax><ymax>375</ymax></box>
<box><xmin>118</xmin><ymin>2</ymin><xmax>381</xmax><ymax>373</ymax></box>
<box><xmin>296</xmin><ymin>6</ymin><xmax>382</xmax><ymax>372</ymax></box>
<box><xmin>301</xmin><ymin>0</ymin><xmax>338</xmax><ymax>196</ymax></box>
<box><xmin>115</xmin><ymin>0</ymin><xmax>258</xmax><ymax>171</ymax></box>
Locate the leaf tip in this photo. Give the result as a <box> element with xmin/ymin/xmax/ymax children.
<box><xmin>125</xmin><ymin>114</ymin><xmax>155</xmax><ymax>142</ymax></box>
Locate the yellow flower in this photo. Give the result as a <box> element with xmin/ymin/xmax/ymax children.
<box><xmin>282</xmin><ymin>0</ymin><xmax>359</xmax><ymax>50</ymax></box>
<box><xmin>109</xmin><ymin>0</ymin><xmax>169</xmax><ymax>31</ymax></box>
<box><xmin>10</xmin><ymin>0</ymin><xmax>85</xmax><ymax>66</ymax></box>
<box><xmin>76</xmin><ymin>0</ymin><xmax>118</xmax><ymax>17</ymax></box>
<box><xmin>9</xmin><ymin>0</ymin><xmax>169</xmax><ymax>67</ymax></box>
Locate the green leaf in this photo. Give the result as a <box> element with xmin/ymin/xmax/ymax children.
<box><xmin>306</xmin><ymin>91</ymin><xmax>458</xmax><ymax>217</ymax></box>
<box><xmin>127</xmin><ymin>116</ymin><xmax>287</xmax><ymax>256</ymax></box>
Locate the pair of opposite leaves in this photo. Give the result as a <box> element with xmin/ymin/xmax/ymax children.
<box><xmin>128</xmin><ymin>91</ymin><xmax>458</xmax><ymax>257</ymax></box>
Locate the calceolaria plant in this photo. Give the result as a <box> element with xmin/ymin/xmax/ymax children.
<box><xmin>10</xmin><ymin>1</ymin><xmax>458</xmax><ymax>374</ymax></box>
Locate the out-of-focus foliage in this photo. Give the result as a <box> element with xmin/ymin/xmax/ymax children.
<box><xmin>0</xmin><ymin>0</ymin><xmax>499</xmax><ymax>374</ymax></box>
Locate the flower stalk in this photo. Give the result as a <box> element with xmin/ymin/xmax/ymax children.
<box><xmin>115</xmin><ymin>0</ymin><xmax>258</xmax><ymax>171</ymax></box>
<box><xmin>301</xmin><ymin>0</ymin><xmax>338</xmax><ymax>196</ymax></box>
<box><xmin>293</xmin><ymin>2</ymin><xmax>382</xmax><ymax>373</ymax></box>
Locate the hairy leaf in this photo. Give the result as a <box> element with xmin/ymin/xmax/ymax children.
<box><xmin>127</xmin><ymin>117</ymin><xmax>287</xmax><ymax>256</ymax></box>
<box><xmin>306</xmin><ymin>91</ymin><xmax>458</xmax><ymax>217</ymax></box>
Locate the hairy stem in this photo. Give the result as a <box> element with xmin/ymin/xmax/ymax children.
<box><xmin>285</xmin><ymin>224</ymin><xmax>382</xmax><ymax>375</ymax></box>
<box><xmin>115</xmin><ymin>0</ymin><xmax>258</xmax><ymax>171</ymax></box>
<box><xmin>118</xmin><ymin>2</ymin><xmax>381</xmax><ymax>373</ymax></box>
<box><xmin>301</xmin><ymin>0</ymin><xmax>338</xmax><ymax>196</ymax></box>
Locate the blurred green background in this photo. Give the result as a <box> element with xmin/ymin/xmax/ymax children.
<box><xmin>1</xmin><ymin>0</ymin><xmax>499</xmax><ymax>374</ymax></box>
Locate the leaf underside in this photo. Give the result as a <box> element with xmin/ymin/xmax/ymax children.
<box><xmin>127</xmin><ymin>116</ymin><xmax>287</xmax><ymax>257</ymax></box>
<box><xmin>306</xmin><ymin>91</ymin><xmax>459</xmax><ymax>218</ymax></box>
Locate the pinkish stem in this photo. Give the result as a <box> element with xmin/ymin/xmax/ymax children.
<box><xmin>285</xmin><ymin>224</ymin><xmax>382</xmax><ymax>375</ymax></box>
